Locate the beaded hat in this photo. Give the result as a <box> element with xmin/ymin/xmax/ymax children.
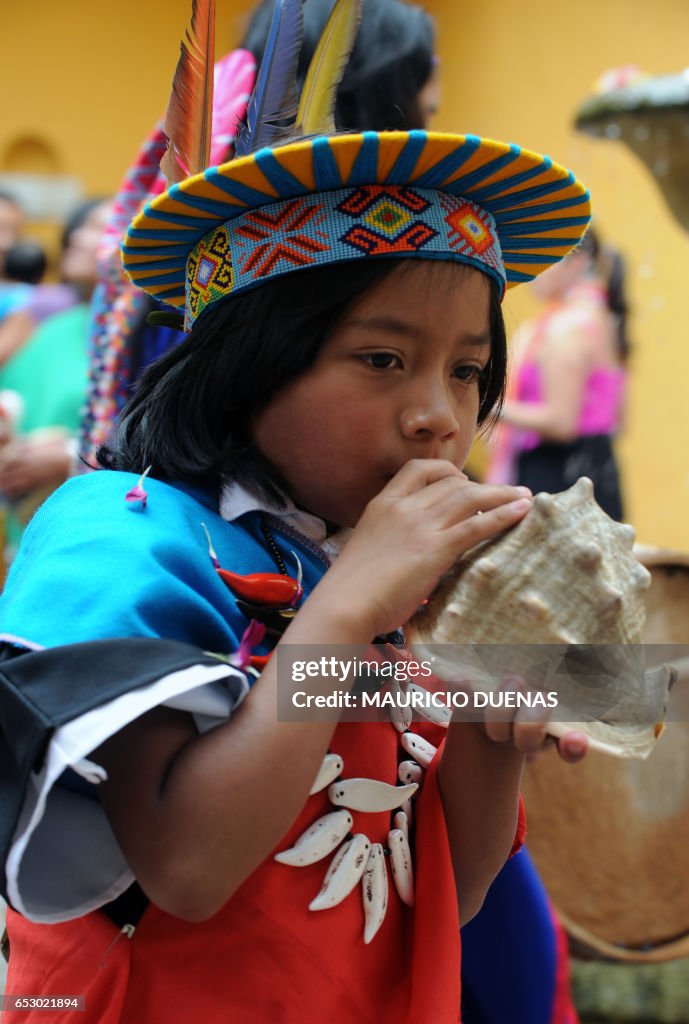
<box><xmin>122</xmin><ymin>0</ymin><xmax>591</xmax><ymax>331</ymax></box>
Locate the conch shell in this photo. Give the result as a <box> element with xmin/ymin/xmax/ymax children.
<box><xmin>407</xmin><ymin>478</ymin><xmax>676</xmax><ymax>759</ymax></box>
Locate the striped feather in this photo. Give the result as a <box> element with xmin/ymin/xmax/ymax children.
<box><xmin>234</xmin><ymin>0</ymin><xmax>304</xmax><ymax>157</ymax></box>
<box><xmin>296</xmin><ymin>0</ymin><xmax>362</xmax><ymax>137</ymax></box>
<box><xmin>160</xmin><ymin>0</ymin><xmax>215</xmax><ymax>184</ymax></box>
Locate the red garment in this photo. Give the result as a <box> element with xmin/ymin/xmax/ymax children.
<box><xmin>550</xmin><ymin>907</ymin><xmax>580</xmax><ymax>1024</ymax></box>
<box><xmin>5</xmin><ymin>721</ymin><xmax>525</xmax><ymax>1023</ymax></box>
<box><xmin>511</xmin><ymin>797</ymin><xmax>527</xmax><ymax>857</ymax></box>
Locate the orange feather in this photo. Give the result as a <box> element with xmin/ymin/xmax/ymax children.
<box><xmin>160</xmin><ymin>0</ymin><xmax>215</xmax><ymax>185</ymax></box>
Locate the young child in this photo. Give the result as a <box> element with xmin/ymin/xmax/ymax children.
<box><xmin>0</xmin><ymin>21</ymin><xmax>592</xmax><ymax>1024</ymax></box>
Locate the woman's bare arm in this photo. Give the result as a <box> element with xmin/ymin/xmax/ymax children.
<box><xmin>501</xmin><ymin>314</ymin><xmax>593</xmax><ymax>442</ymax></box>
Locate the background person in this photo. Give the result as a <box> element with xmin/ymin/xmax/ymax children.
<box><xmin>243</xmin><ymin>0</ymin><xmax>439</xmax><ymax>130</ymax></box>
<box><xmin>0</xmin><ymin>242</ymin><xmax>47</xmax><ymax>328</ymax></box>
<box><xmin>488</xmin><ymin>227</ymin><xmax>629</xmax><ymax>520</ymax></box>
<box><xmin>0</xmin><ymin>199</ymin><xmax>110</xmax><ymax>563</ymax></box>
<box><xmin>0</xmin><ymin>192</ymin><xmax>24</xmax><ymax>281</ymax></box>
<box><xmin>0</xmin><ymin>203</ymin><xmax>100</xmax><ymax>372</ymax></box>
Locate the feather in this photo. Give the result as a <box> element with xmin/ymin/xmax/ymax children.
<box><xmin>209</xmin><ymin>48</ymin><xmax>257</xmax><ymax>166</ymax></box>
<box><xmin>234</xmin><ymin>0</ymin><xmax>304</xmax><ymax>158</ymax></box>
<box><xmin>160</xmin><ymin>0</ymin><xmax>215</xmax><ymax>184</ymax></box>
<box><xmin>296</xmin><ymin>0</ymin><xmax>362</xmax><ymax>137</ymax></box>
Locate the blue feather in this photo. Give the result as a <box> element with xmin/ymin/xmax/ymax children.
<box><xmin>235</xmin><ymin>0</ymin><xmax>304</xmax><ymax>157</ymax></box>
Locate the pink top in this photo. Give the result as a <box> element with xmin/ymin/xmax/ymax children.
<box><xmin>515</xmin><ymin>361</ymin><xmax>626</xmax><ymax>453</ymax></box>
<box><xmin>485</xmin><ymin>287</ymin><xmax>627</xmax><ymax>485</ymax></box>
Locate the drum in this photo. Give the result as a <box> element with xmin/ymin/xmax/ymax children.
<box><xmin>521</xmin><ymin>546</ymin><xmax>689</xmax><ymax>962</ymax></box>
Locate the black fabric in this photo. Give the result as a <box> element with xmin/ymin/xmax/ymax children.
<box><xmin>100</xmin><ymin>881</ymin><xmax>150</xmax><ymax>930</ymax></box>
<box><xmin>516</xmin><ymin>433</ymin><xmax>624</xmax><ymax>521</ymax></box>
<box><xmin>0</xmin><ymin>637</ymin><xmax>228</xmax><ymax>904</ymax></box>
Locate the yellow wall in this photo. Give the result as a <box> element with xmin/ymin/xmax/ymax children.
<box><xmin>2</xmin><ymin>0</ymin><xmax>688</xmax><ymax>547</ymax></box>
<box><xmin>2</xmin><ymin>0</ymin><xmax>257</xmax><ymax>194</ymax></box>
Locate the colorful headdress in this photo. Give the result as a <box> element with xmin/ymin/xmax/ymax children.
<box><xmin>122</xmin><ymin>0</ymin><xmax>592</xmax><ymax>331</ymax></box>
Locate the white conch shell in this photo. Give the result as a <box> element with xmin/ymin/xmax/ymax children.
<box><xmin>361</xmin><ymin>842</ymin><xmax>388</xmax><ymax>944</ymax></box>
<box><xmin>398</xmin><ymin>760</ymin><xmax>424</xmax><ymax>786</ymax></box>
<box><xmin>400</xmin><ymin>731</ymin><xmax>438</xmax><ymax>769</ymax></box>
<box><xmin>388</xmin><ymin>828</ymin><xmax>414</xmax><ymax>907</ymax></box>
<box><xmin>405</xmin><ymin>681</ymin><xmax>452</xmax><ymax>727</ymax></box>
<box><xmin>309</xmin><ymin>752</ymin><xmax>344</xmax><ymax>795</ymax></box>
<box><xmin>274</xmin><ymin>809</ymin><xmax>353</xmax><ymax>866</ymax></box>
<box><xmin>408</xmin><ymin>478</ymin><xmax>675</xmax><ymax>759</ymax></box>
<box><xmin>309</xmin><ymin>834</ymin><xmax>371</xmax><ymax>911</ymax></box>
<box><xmin>328</xmin><ymin>778</ymin><xmax>418</xmax><ymax>812</ymax></box>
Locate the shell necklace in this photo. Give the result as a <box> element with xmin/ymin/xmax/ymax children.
<box><xmin>274</xmin><ymin>665</ymin><xmax>451</xmax><ymax>944</ymax></box>
<box><xmin>212</xmin><ymin>516</ymin><xmax>450</xmax><ymax>944</ymax></box>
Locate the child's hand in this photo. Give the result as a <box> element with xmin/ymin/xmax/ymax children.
<box><xmin>484</xmin><ymin>715</ymin><xmax>589</xmax><ymax>764</ymax></box>
<box><xmin>318</xmin><ymin>459</ymin><xmax>532</xmax><ymax>639</ymax></box>
<box><xmin>479</xmin><ymin>677</ymin><xmax>588</xmax><ymax>764</ymax></box>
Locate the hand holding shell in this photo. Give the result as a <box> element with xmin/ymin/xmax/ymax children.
<box><xmin>407</xmin><ymin>478</ymin><xmax>676</xmax><ymax>759</ymax></box>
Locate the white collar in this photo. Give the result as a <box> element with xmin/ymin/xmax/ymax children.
<box><xmin>219</xmin><ymin>481</ymin><xmax>352</xmax><ymax>562</ymax></box>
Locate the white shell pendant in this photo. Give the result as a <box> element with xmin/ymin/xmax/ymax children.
<box><xmin>398</xmin><ymin>759</ymin><xmax>424</xmax><ymax>786</ymax></box>
<box><xmin>406</xmin><ymin>682</ymin><xmax>451</xmax><ymax>727</ymax></box>
<box><xmin>328</xmin><ymin>778</ymin><xmax>418</xmax><ymax>812</ymax></box>
<box><xmin>392</xmin><ymin>810</ymin><xmax>409</xmax><ymax>844</ymax></box>
<box><xmin>399</xmin><ymin>792</ymin><xmax>414</xmax><ymax>825</ymax></box>
<box><xmin>388</xmin><ymin>827</ymin><xmax>414</xmax><ymax>907</ymax></box>
<box><xmin>400</xmin><ymin>732</ymin><xmax>438</xmax><ymax>769</ymax></box>
<box><xmin>274</xmin><ymin>809</ymin><xmax>353</xmax><ymax>867</ymax></box>
<box><xmin>387</xmin><ymin>677</ymin><xmax>413</xmax><ymax>733</ymax></box>
<box><xmin>309</xmin><ymin>752</ymin><xmax>344</xmax><ymax>795</ymax></box>
<box><xmin>361</xmin><ymin>843</ymin><xmax>388</xmax><ymax>944</ymax></box>
<box><xmin>309</xmin><ymin>834</ymin><xmax>371</xmax><ymax>911</ymax></box>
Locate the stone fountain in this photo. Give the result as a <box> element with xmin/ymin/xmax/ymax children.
<box><xmin>575</xmin><ymin>67</ymin><xmax>689</xmax><ymax>233</ymax></box>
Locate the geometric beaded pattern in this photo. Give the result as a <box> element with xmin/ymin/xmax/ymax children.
<box><xmin>185</xmin><ymin>186</ymin><xmax>504</xmax><ymax>328</ymax></box>
<box><xmin>123</xmin><ymin>130</ymin><xmax>592</xmax><ymax>327</ymax></box>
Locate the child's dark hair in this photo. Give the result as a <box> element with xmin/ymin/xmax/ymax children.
<box><xmin>98</xmin><ymin>259</ymin><xmax>506</xmax><ymax>502</ymax></box>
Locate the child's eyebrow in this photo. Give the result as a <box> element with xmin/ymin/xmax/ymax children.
<box><xmin>347</xmin><ymin>316</ymin><xmax>425</xmax><ymax>339</ymax></box>
<box><xmin>453</xmin><ymin>332</ymin><xmax>493</xmax><ymax>349</ymax></box>
<box><xmin>347</xmin><ymin>316</ymin><xmax>492</xmax><ymax>348</ymax></box>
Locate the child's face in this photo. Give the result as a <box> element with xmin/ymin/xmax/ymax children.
<box><xmin>252</xmin><ymin>261</ymin><xmax>492</xmax><ymax>529</ymax></box>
